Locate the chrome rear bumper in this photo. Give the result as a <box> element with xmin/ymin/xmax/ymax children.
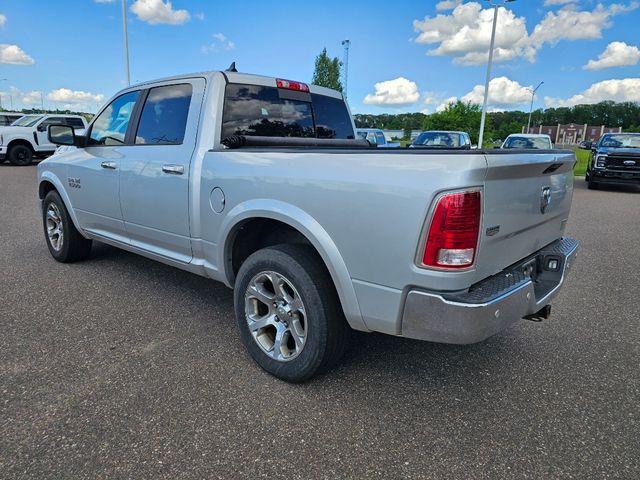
<box><xmin>401</xmin><ymin>237</ymin><xmax>578</xmax><ymax>344</ymax></box>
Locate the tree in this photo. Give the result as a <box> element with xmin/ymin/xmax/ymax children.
<box><xmin>312</xmin><ymin>48</ymin><xmax>342</xmax><ymax>92</ymax></box>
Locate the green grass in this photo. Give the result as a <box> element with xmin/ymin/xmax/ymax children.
<box><xmin>573</xmin><ymin>148</ymin><xmax>590</xmax><ymax>177</ymax></box>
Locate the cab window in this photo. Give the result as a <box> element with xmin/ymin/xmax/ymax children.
<box><xmin>134</xmin><ymin>84</ymin><xmax>192</xmax><ymax>145</ymax></box>
<box><xmin>88</xmin><ymin>91</ymin><xmax>140</xmax><ymax>146</ymax></box>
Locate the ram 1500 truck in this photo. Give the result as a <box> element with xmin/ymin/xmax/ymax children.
<box><xmin>37</xmin><ymin>70</ymin><xmax>578</xmax><ymax>382</ymax></box>
<box><xmin>582</xmin><ymin>132</ymin><xmax>640</xmax><ymax>189</ymax></box>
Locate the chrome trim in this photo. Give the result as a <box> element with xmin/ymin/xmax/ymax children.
<box><xmin>402</xmin><ymin>238</ymin><xmax>578</xmax><ymax>344</ymax></box>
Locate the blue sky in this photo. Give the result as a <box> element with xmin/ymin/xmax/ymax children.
<box><xmin>0</xmin><ymin>0</ymin><xmax>638</xmax><ymax>114</ymax></box>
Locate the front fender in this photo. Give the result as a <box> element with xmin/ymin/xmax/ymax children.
<box><xmin>38</xmin><ymin>169</ymin><xmax>87</xmax><ymax>238</ymax></box>
<box><xmin>219</xmin><ymin>199</ymin><xmax>368</xmax><ymax>332</ymax></box>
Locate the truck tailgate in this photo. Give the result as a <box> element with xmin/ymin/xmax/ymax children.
<box><xmin>478</xmin><ymin>151</ymin><xmax>575</xmax><ymax>276</ymax></box>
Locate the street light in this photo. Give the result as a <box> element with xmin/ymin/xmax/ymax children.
<box><xmin>122</xmin><ymin>0</ymin><xmax>130</xmax><ymax>86</ymax></box>
<box><xmin>527</xmin><ymin>81</ymin><xmax>544</xmax><ymax>133</ymax></box>
<box><xmin>478</xmin><ymin>0</ymin><xmax>516</xmax><ymax>149</ymax></box>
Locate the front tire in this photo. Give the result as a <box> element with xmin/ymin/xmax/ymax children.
<box><xmin>234</xmin><ymin>244</ymin><xmax>349</xmax><ymax>382</ymax></box>
<box><xmin>42</xmin><ymin>190</ymin><xmax>92</xmax><ymax>262</ymax></box>
<box><xmin>8</xmin><ymin>144</ymin><xmax>34</xmax><ymax>166</ymax></box>
<box><xmin>587</xmin><ymin>174</ymin><xmax>599</xmax><ymax>190</ymax></box>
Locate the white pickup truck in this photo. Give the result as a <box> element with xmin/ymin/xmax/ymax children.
<box><xmin>0</xmin><ymin>114</ymin><xmax>88</xmax><ymax>165</ymax></box>
<box><xmin>38</xmin><ymin>70</ymin><xmax>578</xmax><ymax>382</ymax></box>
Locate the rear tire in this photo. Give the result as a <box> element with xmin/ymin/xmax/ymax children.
<box><xmin>8</xmin><ymin>144</ymin><xmax>34</xmax><ymax>166</ymax></box>
<box><xmin>42</xmin><ymin>190</ymin><xmax>92</xmax><ymax>262</ymax></box>
<box><xmin>234</xmin><ymin>244</ymin><xmax>350</xmax><ymax>382</ymax></box>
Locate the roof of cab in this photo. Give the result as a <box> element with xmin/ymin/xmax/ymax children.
<box><xmin>129</xmin><ymin>70</ymin><xmax>344</xmax><ymax>99</ymax></box>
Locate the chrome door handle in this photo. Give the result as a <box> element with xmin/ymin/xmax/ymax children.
<box><xmin>162</xmin><ymin>164</ymin><xmax>184</xmax><ymax>175</ymax></box>
<box><xmin>100</xmin><ymin>161</ymin><xmax>117</xmax><ymax>169</ymax></box>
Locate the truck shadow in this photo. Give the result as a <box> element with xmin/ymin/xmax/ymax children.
<box><xmin>89</xmin><ymin>241</ymin><xmax>535</xmax><ymax>390</ymax></box>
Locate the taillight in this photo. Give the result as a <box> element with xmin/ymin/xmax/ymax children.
<box><xmin>422</xmin><ymin>191</ymin><xmax>481</xmax><ymax>269</ymax></box>
<box><xmin>276</xmin><ymin>78</ymin><xmax>310</xmax><ymax>92</ymax></box>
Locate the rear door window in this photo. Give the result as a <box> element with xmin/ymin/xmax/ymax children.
<box><xmin>135</xmin><ymin>84</ymin><xmax>192</xmax><ymax>145</ymax></box>
<box><xmin>65</xmin><ymin>117</ymin><xmax>85</xmax><ymax>128</ymax></box>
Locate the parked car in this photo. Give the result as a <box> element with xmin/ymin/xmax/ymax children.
<box><xmin>410</xmin><ymin>131</ymin><xmax>471</xmax><ymax>149</ymax></box>
<box><xmin>0</xmin><ymin>112</ymin><xmax>23</xmax><ymax>126</ymax></box>
<box><xmin>0</xmin><ymin>114</ymin><xmax>88</xmax><ymax>165</ymax></box>
<box><xmin>38</xmin><ymin>70</ymin><xmax>578</xmax><ymax>382</ymax></box>
<box><xmin>582</xmin><ymin>133</ymin><xmax>640</xmax><ymax>189</ymax></box>
<box><xmin>355</xmin><ymin>128</ymin><xmax>400</xmax><ymax>148</ymax></box>
<box><xmin>501</xmin><ymin>134</ymin><xmax>553</xmax><ymax>149</ymax></box>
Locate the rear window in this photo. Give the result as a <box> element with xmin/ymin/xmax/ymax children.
<box><xmin>221</xmin><ymin>84</ymin><xmax>353</xmax><ymax>140</ymax></box>
<box><xmin>504</xmin><ymin>136</ymin><xmax>551</xmax><ymax>149</ymax></box>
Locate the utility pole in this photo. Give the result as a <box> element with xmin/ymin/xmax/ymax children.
<box><xmin>478</xmin><ymin>0</ymin><xmax>516</xmax><ymax>148</ymax></box>
<box><xmin>341</xmin><ymin>39</ymin><xmax>350</xmax><ymax>99</ymax></box>
<box><xmin>527</xmin><ymin>81</ymin><xmax>544</xmax><ymax>133</ymax></box>
<box><xmin>122</xmin><ymin>0</ymin><xmax>131</xmax><ymax>86</ymax></box>
<box><xmin>40</xmin><ymin>91</ymin><xmax>45</xmax><ymax>113</ymax></box>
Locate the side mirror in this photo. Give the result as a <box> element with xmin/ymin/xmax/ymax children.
<box><xmin>48</xmin><ymin>124</ymin><xmax>77</xmax><ymax>146</ymax></box>
<box><xmin>581</xmin><ymin>141</ymin><xmax>592</xmax><ymax>150</ymax></box>
<box><xmin>37</xmin><ymin>123</ymin><xmax>48</xmax><ymax>132</ymax></box>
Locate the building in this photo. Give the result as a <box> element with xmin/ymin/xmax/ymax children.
<box><xmin>522</xmin><ymin>124</ymin><xmax>622</xmax><ymax>144</ymax></box>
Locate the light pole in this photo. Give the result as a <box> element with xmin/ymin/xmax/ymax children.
<box><xmin>122</xmin><ymin>0</ymin><xmax>131</xmax><ymax>86</ymax></box>
<box><xmin>526</xmin><ymin>81</ymin><xmax>543</xmax><ymax>133</ymax></box>
<box><xmin>478</xmin><ymin>0</ymin><xmax>516</xmax><ymax>148</ymax></box>
<box><xmin>341</xmin><ymin>39</ymin><xmax>350</xmax><ymax>100</ymax></box>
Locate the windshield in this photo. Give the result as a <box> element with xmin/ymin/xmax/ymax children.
<box><xmin>413</xmin><ymin>132</ymin><xmax>461</xmax><ymax>147</ymax></box>
<box><xmin>10</xmin><ymin>115</ymin><xmax>44</xmax><ymax>127</ymax></box>
<box><xmin>599</xmin><ymin>134</ymin><xmax>640</xmax><ymax>148</ymax></box>
<box><xmin>503</xmin><ymin>136</ymin><xmax>551</xmax><ymax>149</ymax></box>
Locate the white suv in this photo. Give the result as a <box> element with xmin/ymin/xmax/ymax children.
<box><xmin>0</xmin><ymin>114</ymin><xmax>88</xmax><ymax>166</ymax></box>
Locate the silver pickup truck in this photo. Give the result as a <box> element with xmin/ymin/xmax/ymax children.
<box><xmin>38</xmin><ymin>70</ymin><xmax>578</xmax><ymax>382</ymax></box>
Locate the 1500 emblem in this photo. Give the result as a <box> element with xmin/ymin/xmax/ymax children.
<box><xmin>68</xmin><ymin>177</ymin><xmax>81</xmax><ymax>189</ymax></box>
<box><xmin>540</xmin><ymin>186</ymin><xmax>551</xmax><ymax>214</ymax></box>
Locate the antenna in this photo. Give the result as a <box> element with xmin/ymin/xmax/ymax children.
<box><xmin>341</xmin><ymin>40</ymin><xmax>350</xmax><ymax>99</ymax></box>
<box><xmin>226</xmin><ymin>62</ymin><xmax>238</xmax><ymax>73</ymax></box>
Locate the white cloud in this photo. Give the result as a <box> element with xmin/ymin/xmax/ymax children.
<box><xmin>47</xmin><ymin>88</ymin><xmax>104</xmax><ymax>105</ymax></box>
<box><xmin>413</xmin><ymin>2</ymin><xmax>534</xmax><ymax>65</ymax></box>
<box><xmin>461</xmin><ymin>76</ymin><xmax>533</xmax><ymax>107</ymax></box>
<box><xmin>436</xmin><ymin>96</ymin><xmax>459</xmax><ymax>112</ymax></box>
<box><xmin>0</xmin><ymin>44</ymin><xmax>35</xmax><ymax>65</ymax></box>
<box><xmin>195</xmin><ymin>12</ymin><xmax>205</xmax><ymax>21</ymax></box>
<box><xmin>22</xmin><ymin>90</ymin><xmax>42</xmax><ymax>105</ymax></box>
<box><xmin>436</xmin><ymin>0</ymin><xmax>462</xmax><ymax>11</ymax></box>
<box><xmin>130</xmin><ymin>0</ymin><xmax>190</xmax><ymax>25</ymax></box>
<box><xmin>363</xmin><ymin>77</ymin><xmax>420</xmax><ymax>106</ymax></box>
<box><xmin>413</xmin><ymin>1</ymin><xmax>638</xmax><ymax>65</ymax></box>
<box><xmin>201</xmin><ymin>32</ymin><xmax>235</xmax><ymax>54</ymax></box>
<box><xmin>545</xmin><ymin>78</ymin><xmax>640</xmax><ymax>107</ymax></box>
<box><xmin>530</xmin><ymin>2</ymin><xmax>638</xmax><ymax>48</ymax></box>
<box><xmin>0</xmin><ymin>14</ymin><xmax>6</xmax><ymax>27</ymax></box>
<box><xmin>583</xmin><ymin>41</ymin><xmax>640</xmax><ymax>70</ymax></box>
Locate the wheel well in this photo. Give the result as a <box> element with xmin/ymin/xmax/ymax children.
<box><xmin>228</xmin><ymin>218</ymin><xmax>317</xmax><ymax>284</ymax></box>
<box><xmin>39</xmin><ymin>180</ymin><xmax>57</xmax><ymax>199</ymax></box>
<box><xmin>7</xmin><ymin>139</ymin><xmax>35</xmax><ymax>153</ymax></box>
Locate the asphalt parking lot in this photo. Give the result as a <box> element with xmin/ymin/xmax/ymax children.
<box><xmin>1</xmin><ymin>164</ymin><xmax>639</xmax><ymax>480</ymax></box>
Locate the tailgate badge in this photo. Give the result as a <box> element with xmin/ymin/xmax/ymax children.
<box><xmin>540</xmin><ymin>186</ymin><xmax>551</xmax><ymax>214</ymax></box>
